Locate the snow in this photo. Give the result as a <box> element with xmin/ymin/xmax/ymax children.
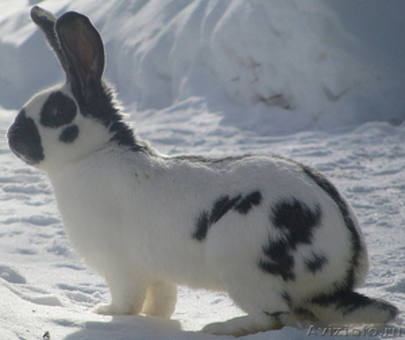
<box><xmin>0</xmin><ymin>0</ymin><xmax>404</xmax><ymax>339</ymax></box>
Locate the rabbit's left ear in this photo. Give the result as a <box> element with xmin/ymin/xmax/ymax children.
<box><xmin>55</xmin><ymin>10</ymin><xmax>105</xmax><ymax>107</ymax></box>
<box><xmin>31</xmin><ymin>6</ymin><xmax>70</xmax><ymax>75</ymax></box>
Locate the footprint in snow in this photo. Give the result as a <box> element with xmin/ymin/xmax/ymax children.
<box><xmin>0</xmin><ymin>265</ymin><xmax>26</xmax><ymax>284</ymax></box>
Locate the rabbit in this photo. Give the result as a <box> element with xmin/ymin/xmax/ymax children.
<box><xmin>7</xmin><ymin>6</ymin><xmax>399</xmax><ymax>336</ymax></box>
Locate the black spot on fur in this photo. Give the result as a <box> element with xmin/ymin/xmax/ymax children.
<box><xmin>263</xmin><ymin>311</ymin><xmax>289</xmax><ymax>325</ymax></box>
<box><xmin>235</xmin><ymin>191</ymin><xmax>263</xmax><ymax>214</ymax></box>
<box><xmin>309</xmin><ymin>290</ymin><xmax>399</xmax><ymax>319</ymax></box>
<box><xmin>40</xmin><ymin>91</ymin><xmax>77</xmax><ymax>128</ymax></box>
<box><xmin>302</xmin><ymin>165</ymin><xmax>362</xmax><ymax>290</ymax></box>
<box><xmin>304</xmin><ymin>253</ymin><xmax>328</xmax><ymax>274</ymax></box>
<box><xmin>271</xmin><ymin>199</ymin><xmax>322</xmax><ymax>245</ymax></box>
<box><xmin>73</xmin><ymin>82</ymin><xmax>151</xmax><ymax>153</ymax></box>
<box><xmin>193</xmin><ymin>212</ymin><xmax>210</xmax><ymax>241</ymax></box>
<box><xmin>170</xmin><ymin>154</ymin><xmax>255</xmax><ymax>164</ymax></box>
<box><xmin>192</xmin><ymin>191</ymin><xmax>263</xmax><ymax>241</ymax></box>
<box><xmin>59</xmin><ymin>124</ymin><xmax>79</xmax><ymax>143</ymax></box>
<box><xmin>211</xmin><ymin>195</ymin><xmax>242</xmax><ymax>224</ymax></box>
<box><xmin>258</xmin><ymin>199</ymin><xmax>322</xmax><ymax>281</ymax></box>
<box><xmin>282</xmin><ymin>292</ymin><xmax>292</xmax><ymax>308</ymax></box>
<box><xmin>293</xmin><ymin>307</ymin><xmax>317</xmax><ymax>320</ymax></box>
<box><xmin>311</xmin><ymin>290</ymin><xmax>372</xmax><ymax>313</ymax></box>
<box><xmin>259</xmin><ymin>239</ymin><xmax>296</xmax><ymax>281</ymax></box>
<box><xmin>109</xmin><ymin>120</ymin><xmax>143</xmax><ymax>150</ymax></box>
<box><xmin>8</xmin><ymin>109</ymin><xmax>44</xmax><ymax>165</ymax></box>
<box><xmin>192</xmin><ymin>195</ymin><xmax>241</xmax><ymax>241</ymax></box>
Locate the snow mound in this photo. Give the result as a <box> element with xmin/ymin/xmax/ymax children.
<box><xmin>0</xmin><ymin>0</ymin><xmax>404</xmax><ymax>133</ymax></box>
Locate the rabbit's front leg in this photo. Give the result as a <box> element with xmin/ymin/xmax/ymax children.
<box><xmin>142</xmin><ymin>280</ymin><xmax>178</xmax><ymax>318</ymax></box>
<box><xmin>94</xmin><ymin>266</ymin><xmax>148</xmax><ymax>315</ymax></box>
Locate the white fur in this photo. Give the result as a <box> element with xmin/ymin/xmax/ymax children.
<box><xmin>20</xmin><ymin>89</ymin><xmax>371</xmax><ymax>326</ymax></box>
<box><xmin>48</xmin><ymin>136</ymin><xmax>365</xmax><ymax>312</ymax></box>
<box><xmin>8</xmin><ymin>7</ymin><xmax>397</xmax><ymax>336</ymax></box>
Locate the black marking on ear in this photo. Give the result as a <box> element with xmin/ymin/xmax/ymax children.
<box><xmin>234</xmin><ymin>191</ymin><xmax>262</xmax><ymax>214</ymax></box>
<box><xmin>192</xmin><ymin>191</ymin><xmax>263</xmax><ymax>241</ymax></box>
<box><xmin>31</xmin><ymin>6</ymin><xmax>69</xmax><ymax>75</ymax></box>
<box><xmin>40</xmin><ymin>91</ymin><xmax>77</xmax><ymax>128</ymax></box>
<box><xmin>304</xmin><ymin>253</ymin><xmax>328</xmax><ymax>274</ymax></box>
<box><xmin>301</xmin><ymin>165</ymin><xmax>362</xmax><ymax>290</ymax></box>
<box><xmin>56</xmin><ymin>10</ymin><xmax>105</xmax><ymax>105</ymax></box>
<box><xmin>8</xmin><ymin>109</ymin><xmax>44</xmax><ymax>165</ymax></box>
<box><xmin>258</xmin><ymin>198</ymin><xmax>322</xmax><ymax>281</ymax></box>
<box><xmin>32</xmin><ymin>7</ymin><xmax>150</xmax><ymax>154</ymax></box>
<box><xmin>59</xmin><ymin>125</ymin><xmax>79</xmax><ymax>143</ymax></box>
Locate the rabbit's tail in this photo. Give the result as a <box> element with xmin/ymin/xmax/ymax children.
<box><xmin>305</xmin><ymin>290</ymin><xmax>398</xmax><ymax>325</ymax></box>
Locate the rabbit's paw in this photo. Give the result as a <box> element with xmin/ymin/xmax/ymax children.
<box><xmin>93</xmin><ymin>303</ymin><xmax>116</xmax><ymax>315</ymax></box>
<box><xmin>202</xmin><ymin>315</ymin><xmax>282</xmax><ymax>336</ymax></box>
<box><xmin>93</xmin><ymin>303</ymin><xmax>137</xmax><ymax>315</ymax></box>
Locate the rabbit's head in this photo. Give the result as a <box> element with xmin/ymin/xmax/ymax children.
<box><xmin>8</xmin><ymin>7</ymin><xmax>138</xmax><ymax>173</ymax></box>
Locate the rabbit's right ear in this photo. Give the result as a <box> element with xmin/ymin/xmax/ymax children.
<box><xmin>30</xmin><ymin>6</ymin><xmax>69</xmax><ymax>75</ymax></box>
<box><xmin>31</xmin><ymin>6</ymin><xmax>105</xmax><ymax>109</ymax></box>
<box><xmin>55</xmin><ymin>11</ymin><xmax>105</xmax><ymax>109</ymax></box>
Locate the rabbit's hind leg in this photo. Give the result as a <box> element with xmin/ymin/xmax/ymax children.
<box><xmin>202</xmin><ymin>286</ymin><xmax>296</xmax><ymax>336</ymax></box>
<box><xmin>202</xmin><ymin>311</ymin><xmax>296</xmax><ymax>336</ymax></box>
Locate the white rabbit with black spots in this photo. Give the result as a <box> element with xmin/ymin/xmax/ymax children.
<box><xmin>7</xmin><ymin>6</ymin><xmax>399</xmax><ymax>336</ymax></box>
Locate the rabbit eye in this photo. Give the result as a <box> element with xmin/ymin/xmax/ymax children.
<box><xmin>53</xmin><ymin>108</ymin><xmax>65</xmax><ymax>117</ymax></box>
<box><xmin>40</xmin><ymin>91</ymin><xmax>77</xmax><ymax>128</ymax></box>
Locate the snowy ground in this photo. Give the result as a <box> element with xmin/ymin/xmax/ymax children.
<box><xmin>1</xmin><ymin>1</ymin><xmax>405</xmax><ymax>339</ymax></box>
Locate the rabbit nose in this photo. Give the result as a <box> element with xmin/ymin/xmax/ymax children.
<box><xmin>8</xmin><ymin>109</ymin><xmax>44</xmax><ymax>165</ymax></box>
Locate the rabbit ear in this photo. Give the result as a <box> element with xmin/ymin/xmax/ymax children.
<box><xmin>55</xmin><ymin>11</ymin><xmax>105</xmax><ymax>107</ymax></box>
<box><xmin>30</xmin><ymin>6</ymin><xmax>69</xmax><ymax>75</ymax></box>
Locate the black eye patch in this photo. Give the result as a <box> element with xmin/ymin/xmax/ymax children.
<box><xmin>40</xmin><ymin>91</ymin><xmax>77</xmax><ymax>128</ymax></box>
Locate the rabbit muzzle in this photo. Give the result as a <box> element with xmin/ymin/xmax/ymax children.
<box><xmin>8</xmin><ymin>109</ymin><xmax>44</xmax><ymax>165</ymax></box>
